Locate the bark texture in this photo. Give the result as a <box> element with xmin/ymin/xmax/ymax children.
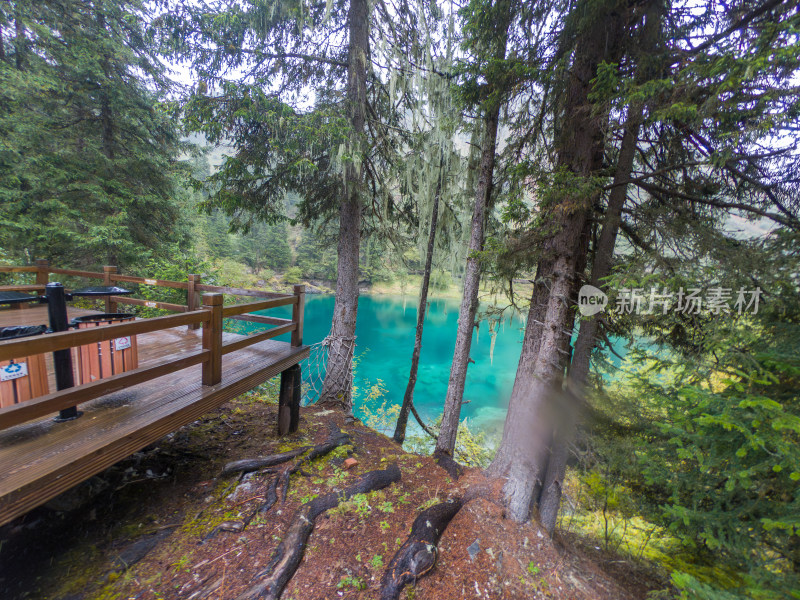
<box><xmin>380</xmin><ymin>498</ymin><xmax>463</xmax><ymax>600</ymax></box>
<box><xmin>320</xmin><ymin>0</ymin><xmax>369</xmax><ymax>408</ymax></box>
<box><xmin>220</xmin><ymin>446</ymin><xmax>312</xmax><ymax>477</ymax></box>
<box><xmin>393</xmin><ymin>164</ymin><xmax>442</xmax><ymax>444</ymax></box>
<box><xmin>487</xmin><ymin>0</ymin><xmax>629</xmax><ymax>525</ymax></box>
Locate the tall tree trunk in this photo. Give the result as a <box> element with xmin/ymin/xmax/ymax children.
<box><xmin>393</xmin><ymin>161</ymin><xmax>442</xmax><ymax>444</ymax></box>
<box><xmin>434</xmin><ymin>106</ymin><xmax>501</xmax><ymax>457</ymax></box>
<box><xmin>434</xmin><ymin>2</ymin><xmax>510</xmax><ymax>458</ymax></box>
<box><xmin>487</xmin><ymin>0</ymin><xmax>629</xmax><ymax>524</ymax></box>
<box><xmin>569</xmin><ymin>103</ymin><xmax>643</xmax><ymax>387</ymax></box>
<box><xmin>319</xmin><ymin>0</ymin><xmax>369</xmax><ymax>408</ymax></box>
<box><xmin>538</xmin><ymin>2</ymin><xmax>665</xmax><ymax>535</ymax></box>
<box><xmin>570</xmin><ymin>0</ymin><xmax>664</xmax><ymax>386</ymax></box>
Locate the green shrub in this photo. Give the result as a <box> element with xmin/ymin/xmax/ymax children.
<box><xmin>283</xmin><ymin>266</ymin><xmax>303</xmax><ymax>284</ymax></box>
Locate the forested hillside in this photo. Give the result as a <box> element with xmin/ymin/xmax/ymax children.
<box><xmin>1</xmin><ymin>1</ymin><xmax>798</xmax><ymax>599</ymax></box>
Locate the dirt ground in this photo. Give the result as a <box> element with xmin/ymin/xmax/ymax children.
<box><xmin>0</xmin><ymin>387</ymin><xmax>667</xmax><ymax>600</ymax></box>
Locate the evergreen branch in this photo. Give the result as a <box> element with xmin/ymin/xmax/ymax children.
<box><xmin>239</xmin><ymin>48</ymin><xmax>347</xmax><ymax>68</ymax></box>
<box><xmin>684</xmin><ymin>0</ymin><xmax>789</xmax><ymax>55</ymax></box>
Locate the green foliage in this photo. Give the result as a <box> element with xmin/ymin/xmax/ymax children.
<box><xmin>336</xmin><ymin>575</ymin><xmax>366</xmax><ymax>591</ymax></box>
<box><xmin>295</xmin><ymin>229</ymin><xmax>338</xmax><ymax>281</ymax></box>
<box><xmin>430</xmin><ymin>269</ymin><xmax>454</xmax><ymax>292</ymax></box>
<box><xmin>0</xmin><ymin>0</ymin><xmax>190</xmax><ymax>269</ymax></box>
<box><xmin>592</xmin><ymin>313</ymin><xmax>800</xmax><ymax>597</ymax></box>
<box><xmin>283</xmin><ymin>267</ymin><xmax>303</xmax><ymax>285</ymax></box>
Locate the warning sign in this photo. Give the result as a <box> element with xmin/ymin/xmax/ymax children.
<box><xmin>1</xmin><ymin>361</ymin><xmax>28</xmax><ymax>382</ymax></box>
<box><xmin>114</xmin><ymin>337</ymin><xmax>132</xmax><ymax>351</ymax></box>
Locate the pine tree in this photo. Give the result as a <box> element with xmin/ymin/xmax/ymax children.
<box><xmin>0</xmin><ymin>0</ymin><xmax>188</xmax><ymax>268</ymax></box>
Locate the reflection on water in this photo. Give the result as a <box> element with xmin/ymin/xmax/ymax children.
<box><xmin>232</xmin><ymin>294</ymin><xmax>526</xmax><ymax>436</ymax></box>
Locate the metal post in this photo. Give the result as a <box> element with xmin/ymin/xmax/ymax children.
<box><xmin>47</xmin><ymin>282</ymin><xmax>81</xmax><ymax>421</ymax></box>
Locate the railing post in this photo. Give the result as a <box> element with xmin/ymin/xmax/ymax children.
<box><xmin>103</xmin><ymin>266</ymin><xmax>118</xmax><ymax>313</ymax></box>
<box><xmin>291</xmin><ymin>284</ymin><xmax>305</xmax><ymax>347</ymax></box>
<box><xmin>187</xmin><ymin>274</ymin><xmax>201</xmax><ymax>331</ymax></box>
<box><xmin>35</xmin><ymin>259</ymin><xmax>49</xmax><ymax>288</ymax></box>
<box><xmin>202</xmin><ymin>293</ymin><xmax>223</xmax><ymax>386</ymax></box>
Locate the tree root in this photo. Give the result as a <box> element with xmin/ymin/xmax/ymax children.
<box><xmin>280</xmin><ymin>426</ymin><xmax>351</xmax><ymax>502</ymax></box>
<box><xmin>221</xmin><ymin>447</ymin><xmax>312</xmax><ymax>477</ymax></box>
<box><xmin>379</xmin><ymin>497</ymin><xmax>464</xmax><ymax>600</ymax></box>
<box><xmin>235</xmin><ymin>464</ymin><xmax>402</xmax><ymax>600</ymax></box>
<box><xmin>432</xmin><ymin>451</ymin><xmax>463</xmax><ymax>481</ymax></box>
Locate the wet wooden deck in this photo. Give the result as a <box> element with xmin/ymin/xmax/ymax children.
<box><xmin>0</xmin><ymin>305</ymin><xmax>308</xmax><ymax>526</ymax></box>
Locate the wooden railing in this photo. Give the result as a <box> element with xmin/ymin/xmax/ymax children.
<box><xmin>0</xmin><ymin>260</ymin><xmax>298</xmax><ymax>326</ymax></box>
<box><xmin>0</xmin><ymin>280</ymin><xmax>306</xmax><ymax>430</ymax></box>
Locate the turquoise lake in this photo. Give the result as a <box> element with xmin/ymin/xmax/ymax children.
<box><xmin>234</xmin><ymin>294</ymin><xmax>529</xmax><ymax>436</ymax></box>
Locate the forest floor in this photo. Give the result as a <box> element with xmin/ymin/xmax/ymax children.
<box><xmin>0</xmin><ymin>385</ymin><xmax>667</xmax><ymax>600</ymax></box>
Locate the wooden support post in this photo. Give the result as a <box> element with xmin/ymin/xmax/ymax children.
<box><xmin>35</xmin><ymin>259</ymin><xmax>49</xmax><ymax>287</ymax></box>
<box><xmin>103</xmin><ymin>266</ymin><xmax>118</xmax><ymax>313</ymax></box>
<box><xmin>202</xmin><ymin>293</ymin><xmax>223</xmax><ymax>386</ymax></box>
<box><xmin>291</xmin><ymin>284</ymin><xmax>305</xmax><ymax>347</ymax></box>
<box><xmin>278</xmin><ymin>364</ymin><xmax>302</xmax><ymax>436</ymax></box>
<box><xmin>187</xmin><ymin>274</ymin><xmax>201</xmax><ymax>330</ymax></box>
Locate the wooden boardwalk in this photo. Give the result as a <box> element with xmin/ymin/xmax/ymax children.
<box><xmin>0</xmin><ymin>334</ymin><xmax>307</xmax><ymax>526</ymax></box>
<box><xmin>0</xmin><ymin>278</ymin><xmax>308</xmax><ymax>527</ymax></box>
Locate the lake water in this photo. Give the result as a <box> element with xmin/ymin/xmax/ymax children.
<box><xmin>232</xmin><ymin>294</ymin><xmax>527</xmax><ymax>436</ymax></box>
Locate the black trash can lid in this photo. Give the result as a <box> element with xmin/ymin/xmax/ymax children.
<box><xmin>0</xmin><ymin>325</ymin><xmax>48</xmax><ymax>339</ymax></box>
<box><xmin>70</xmin><ymin>286</ymin><xmax>132</xmax><ymax>296</ymax></box>
<box><xmin>0</xmin><ymin>291</ymin><xmax>39</xmax><ymax>305</ymax></box>
<box><xmin>70</xmin><ymin>313</ymin><xmax>135</xmax><ymax>325</ymax></box>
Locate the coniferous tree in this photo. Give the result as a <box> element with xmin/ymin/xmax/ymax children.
<box><xmin>0</xmin><ymin>0</ymin><xmax>189</xmax><ymax>268</ymax></box>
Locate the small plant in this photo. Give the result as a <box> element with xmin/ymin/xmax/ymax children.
<box><xmin>350</xmin><ymin>493</ymin><xmax>372</xmax><ymax>518</ymax></box>
<box><xmin>379</xmin><ymin>501</ymin><xmax>395</xmax><ymax>513</ymax></box>
<box><xmin>527</xmin><ymin>561</ymin><xmax>540</xmax><ymax>575</ymax></box>
<box><xmin>337</xmin><ymin>575</ymin><xmax>366</xmax><ymax>590</ymax></box>
<box><xmin>172</xmin><ymin>554</ymin><xmax>191</xmax><ymax>572</ymax></box>
<box><xmin>369</xmin><ymin>554</ymin><xmax>384</xmax><ymax>569</ymax></box>
<box><xmin>380</xmin><ymin>520</ymin><xmax>391</xmax><ymax>531</ymax></box>
<box><xmin>417</xmin><ymin>497</ymin><xmax>439</xmax><ymax>511</ymax></box>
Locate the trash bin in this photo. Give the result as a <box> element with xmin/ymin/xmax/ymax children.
<box><xmin>71</xmin><ymin>314</ymin><xmax>139</xmax><ymax>384</ymax></box>
<box><xmin>0</xmin><ymin>325</ymin><xmax>49</xmax><ymax>407</ymax></box>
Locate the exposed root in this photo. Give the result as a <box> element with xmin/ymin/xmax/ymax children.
<box><xmin>239</xmin><ymin>476</ymin><xmax>280</xmax><ymax>530</ymax></box>
<box><xmin>379</xmin><ymin>498</ymin><xmax>464</xmax><ymax>600</ymax></box>
<box><xmin>235</xmin><ymin>464</ymin><xmax>402</xmax><ymax>600</ymax></box>
<box><xmin>433</xmin><ymin>451</ymin><xmax>463</xmax><ymax>481</ymax></box>
<box><xmin>280</xmin><ymin>426</ymin><xmax>352</xmax><ymax>502</ymax></box>
<box><xmin>221</xmin><ymin>447</ymin><xmax>312</xmax><ymax>477</ymax></box>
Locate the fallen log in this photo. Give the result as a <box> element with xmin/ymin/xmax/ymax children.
<box><xmin>221</xmin><ymin>447</ymin><xmax>312</xmax><ymax>477</ymax></box>
<box><xmin>235</xmin><ymin>464</ymin><xmax>402</xmax><ymax>600</ymax></box>
<box><xmin>379</xmin><ymin>498</ymin><xmax>464</xmax><ymax>600</ymax></box>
